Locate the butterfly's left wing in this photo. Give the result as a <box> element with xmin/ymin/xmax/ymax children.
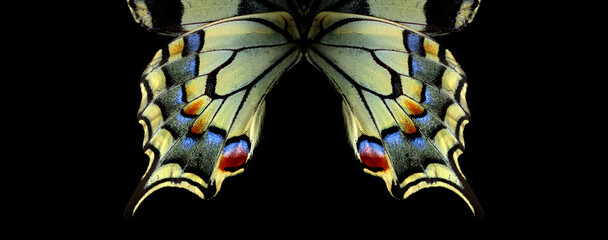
<box><xmin>127</xmin><ymin>0</ymin><xmax>293</xmax><ymax>36</ymax></box>
<box><xmin>306</xmin><ymin>12</ymin><xmax>482</xmax><ymax>216</ymax></box>
<box><xmin>125</xmin><ymin>12</ymin><xmax>301</xmax><ymax>217</ymax></box>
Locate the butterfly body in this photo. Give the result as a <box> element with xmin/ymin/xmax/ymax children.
<box><xmin>125</xmin><ymin>0</ymin><xmax>482</xmax><ymax>217</ymax></box>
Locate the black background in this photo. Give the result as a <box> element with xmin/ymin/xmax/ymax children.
<box><xmin>16</xmin><ymin>1</ymin><xmax>598</xmax><ymax>237</ymax></box>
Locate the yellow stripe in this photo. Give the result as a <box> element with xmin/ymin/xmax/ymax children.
<box><xmin>433</xmin><ymin>128</ymin><xmax>459</xmax><ymax>158</ymax></box>
<box><xmin>312</xmin><ymin>44</ymin><xmax>393</xmax><ymax>96</ymax></box>
<box><xmin>458</xmin><ymin>119</ymin><xmax>468</xmax><ymax>147</ymax></box>
<box><xmin>148</xmin><ymin>129</ymin><xmax>174</xmax><ymax>158</ymax></box>
<box><xmin>362</xmin><ymin>91</ymin><xmax>397</xmax><ymax>132</ymax></box>
<box><xmin>182</xmin><ymin>95</ymin><xmax>211</xmax><ymax>116</ymax></box>
<box><xmin>139</xmin><ymin>119</ymin><xmax>149</xmax><ymax>147</ymax></box>
<box><xmin>145</xmin><ymin>69</ymin><xmax>167</xmax><ymax>98</ymax></box>
<box><xmin>197</xmin><ymin>50</ymin><xmax>233</xmax><ymax>76</ymax></box>
<box><xmin>202</xmin><ymin>21</ymin><xmax>288</xmax><ymax>52</ymax></box>
<box><xmin>167</xmin><ymin>38</ymin><xmax>185</xmax><ymax>62</ymax></box>
<box><xmin>400</xmin><ymin>75</ymin><xmax>423</xmax><ymax>102</ymax></box>
<box><xmin>401</xmin><ymin>181</ymin><xmax>476</xmax><ymax>215</ymax></box>
<box><xmin>385</xmin><ymin>99</ymin><xmax>416</xmax><ymax>134</ymax></box>
<box><xmin>138</xmin><ymin>83</ymin><xmax>148</xmax><ymax>114</ymax></box>
<box><xmin>184</xmin><ymin>76</ymin><xmax>207</xmax><ymax>102</ymax></box>
<box><xmin>375</xmin><ymin>50</ymin><xmax>410</xmax><ymax>76</ymax></box>
<box><xmin>315</xmin><ymin>16</ymin><xmax>406</xmax><ymax>52</ymax></box>
<box><xmin>444</xmin><ymin>49</ymin><xmax>464</xmax><ymax>74</ymax></box>
<box><xmin>451</xmin><ymin>148</ymin><xmax>465</xmax><ymax>177</ymax></box>
<box><xmin>460</xmin><ymin>82</ymin><xmax>469</xmax><ymax>113</ymax></box>
<box><xmin>142</xmin><ymin>148</ymin><xmax>156</xmax><ymax>178</ymax></box>
<box><xmin>215</xmin><ymin>45</ymin><xmax>293</xmax><ymax>96</ymax></box>
<box><xmin>441</xmin><ymin>68</ymin><xmax>462</xmax><ymax>97</ymax></box>
<box><xmin>191</xmin><ymin>99</ymin><xmax>222</xmax><ymax>134</ymax></box>
<box><xmin>179</xmin><ymin>0</ymin><xmax>240</xmax><ymax>32</ymax></box>
<box><xmin>444</xmin><ymin>103</ymin><xmax>466</xmax><ymax>134</ymax></box>
<box><xmin>210</xmin><ymin>90</ymin><xmax>246</xmax><ymax>131</ymax></box>
<box><xmin>423</xmin><ymin>38</ymin><xmax>440</xmax><ymax>62</ymax></box>
<box><xmin>141</xmin><ymin>103</ymin><xmax>163</xmax><ymax>135</ymax></box>
<box><xmin>133</xmin><ymin>174</ymin><xmax>207</xmax><ymax>214</ymax></box>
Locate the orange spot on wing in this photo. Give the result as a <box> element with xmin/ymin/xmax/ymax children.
<box><xmin>423</xmin><ymin>40</ymin><xmax>439</xmax><ymax>56</ymax></box>
<box><xmin>402</xmin><ymin>117</ymin><xmax>417</xmax><ymax>135</ymax></box>
<box><xmin>169</xmin><ymin>40</ymin><xmax>184</xmax><ymax>56</ymax></box>
<box><xmin>401</xmin><ymin>97</ymin><xmax>425</xmax><ymax>116</ymax></box>
<box><xmin>190</xmin><ymin>118</ymin><xmax>206</xmax><ymax>135</ymax></box>
<box><xmin>183</xmin><ymin>97</ymin><xmax>206</xmax><ymax>116</ymax></box>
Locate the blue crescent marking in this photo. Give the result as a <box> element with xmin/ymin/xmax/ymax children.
<box><xmin>223</xmin><ymin>140</ymin><xmax>249</xmax><ymax>155</ymax></box>
<box><xmin>175</xmin><ymin>88</ymin><xmax>185</xmax><ymax>105</ymax></box>
<box><xmin>411</xmin><ymin>136</ymin><xmax>427</xmax><ymax>150</ymax></box>
<box><xmin>181</xmin><ymin>137</ymin><xmax>197</xmax><ymax>150</ymax></box>
<box><xmin>186</xmin><ymin>34</ymin><xmax>201</xmax><ymax>53</ymax></box>
<box><xmin>384</xmin><ymin>132</ymin><xmax>403</xmax><ymax>146</ymax></box>
<box><xmin>204</xmin><ymin>131</ymin><xmax>224</xmax><ymax>147</ymax></box>
<box><xmin>407</xmin><ymin>33</ymin><xmax>422</xmax><ymax>53</ymax></box>
<box><xmin>359</xmin><ymin>140</ymin><xmax>385</xmax><ymax>155</ymax></box>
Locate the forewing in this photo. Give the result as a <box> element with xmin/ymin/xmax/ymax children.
<box><xmin>127</xmin><ymin>0</ymin><xmax>291</xmax><ymax>36</ymax></box>
<box><xmin>306</xmin><ymin>11</ymin><xmax>482</xmax><ymax>216</ymax></box>
<box><xmin>125</xmin><ymin>12</ymin><xmax>301</xmax><ymax>216</ymax></box>
<box><xmin>315</xmin><ymin>0</ymin><xmax>481</xmax><ymax>35</ymax></box>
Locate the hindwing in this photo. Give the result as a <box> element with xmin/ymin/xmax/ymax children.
<box><xmin>125</xmin><ymin>12</ymin><xmax>301</xmax><ymax>216</ymax></box>
<box><xmin>306</xmin><ymin>12</ymin><xmax>481</xmax><ymax>216</ymax></box>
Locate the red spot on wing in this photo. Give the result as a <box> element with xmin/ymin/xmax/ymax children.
<box><xmin>219</xmin><ymin>142</ymin><xmax>249</xmax><ymax>171</ymax></box>
<box><xmin>359</xmin><ymin>142</ymin><xmax>389</xmax><ymax>171</ymax></box>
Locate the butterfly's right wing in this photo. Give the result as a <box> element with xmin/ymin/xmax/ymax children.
<box><xmin>306</xmin><ymin>12</ymin><xmax>482</xmax><ymax>216</ymax></box>
<box><xmin>127</xmin><ymin>0</ymin><xmax>293</xmax><ymax>36</ymax></box>
<box><xmin>316</xmin><ymin>0</ymin><xmax>481</xmax><ymax>36</ymax></box>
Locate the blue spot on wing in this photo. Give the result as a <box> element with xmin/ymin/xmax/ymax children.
<box><xmin>423</xmin><ymin>87</ymin><xmax>434</xmax><ymax>104</ymax></box>
<box><xmin>204</xmin><ymin>131</ymin><xmax>224</xmax><ymax>147</ymax></box>
<box><xmin>411</xmin><ymin>137</ymin><xmax>427</xmax><ymax>150</ymax></box>
<box><xmin>175</xmin><ymin>88</ymin><xmax>185</xmax><ymax>105</ymax></box>
<box><xmin>181</xmin><ymin>137</ymin><xmax>197</xmax><ymax>150</ymax></box>
<box><xmin>407</xmin><ymin>33</ymin><xmax>422</xmax><ymax>53</ymax></box>
<box><xmin>185</xmin><ymin>58</ymin><xmax>197</xmax><ymax>75</ymax></box>
<box><xmin>413</xmin><ymin>112</ymin><xmax>431</xmax><ymax>124</ymax></box>
<box><xmin>186</xmin><ymin>34</ymin><xmax>201</xmax><ymax>53</ymax></box>
<box><xmin>384</xmin><ymin>132</ymin><xmax>403</xmax><ymax>146</ymax></box>
<box><xmin>359</xmin><ymin>140</ymin><xmax>385</xmax><ymax>154</ymax></box>
<box><xmin>411</xmin><ymin>58</ymin><xmax>423</xmax><ymax>76</ymax></box>
<box><xmin>176</xmin><ymin>113</ymin><xmax>192</xmax><ymax>125</ymax></box>
<box><xmin>223</xmin><ymin>140</ymin><xmax>249</xmax><ymax>155</ymax></box>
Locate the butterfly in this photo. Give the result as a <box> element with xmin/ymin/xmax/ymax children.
<box><xmin>124</xmin><ymin>0</ymin><xmax>483</xmax><ymax>217</ymax></box>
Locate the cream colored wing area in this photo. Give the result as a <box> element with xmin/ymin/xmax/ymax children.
<box><xmin>306</xmin><ymin>12</ymin><xmax>482</xmax><ymax>216</ymax></box>
<box><xmin>125</xmin><ymin>12</ymin><xmax>301</xmax><ymax>217</ymax></box>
